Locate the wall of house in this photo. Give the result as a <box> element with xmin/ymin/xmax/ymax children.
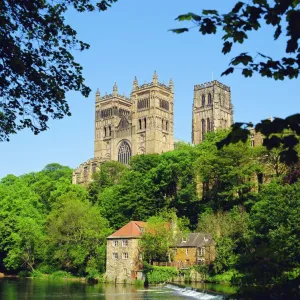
<box><xmin>105</xmin><ymin>237</ymin><xmax>142</xmax><ymax>283</ymax></box>
<box><xmin>174</xmin><ymin>247</ymin><xmax>197</xmax><ymax>265</ymax></box>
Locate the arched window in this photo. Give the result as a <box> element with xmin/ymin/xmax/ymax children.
<box><xmin>208</xmin><ymin>93</ymin><xmax>212</xmax><ymax>105</ymax></box>
<box><xmin>118</xmin><ymin>141</ymin><xmax>132</xmax><ymax>165</ymax></box>
<box><xmin>108</xmin><ymin>126</ymin><xmax>112</xmax><ymax>136</ymax></box>
<box><xmin>144</xmin><ymin>118</ymin><xmax>147</xmax><ymax>129</ymax></box>
<box><xmin>139</xmin><ymin>119</ymin><xmax>142</xmax><ymax>130</ymax></box>
<box><xmin>201</xmin><ymin>119</ymin><xmax>206</xmax><ymax>141</ymax></box>
<box><xmin>104</xmin><ymin>127</ymin><xmax>107</xmax><ymax>137</ymax></box>
<box><xmin>162</xmin><ymin>119</ymin><xmax>164</xmax><ymax>129</ymax></box>
<box><xmin>202</xmin><ymin>95</ymin><xmax>205</xmax><ymax>106</ymax></box>
<box><xmin>166</xmin><ymin>121</ymin><xmax>168</xmax><ymax>131</ymax></box>
<box><xmin>207</xmin><ymin>118</ymin><xmax>210</xmax><ymax>132</ymax></box>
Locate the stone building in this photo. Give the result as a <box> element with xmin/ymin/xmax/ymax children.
<box><xmin>192</xmin><ymin>80</ymin><xmax>234</xmax><ymax>144</ymax></box>
<box><xmin>172</xmin><ymin>233</ymin><xmax>215</xmax><ymax>267</ymax></box>
<box><xmin>105</xmin><ymin>221</ymin><xmax>146</xmax><ymax>283</ymax></box>
<box><xmin>73</xmin><ymin>72</ymin><xmax>174</xmax><ymax>185</ymax></box>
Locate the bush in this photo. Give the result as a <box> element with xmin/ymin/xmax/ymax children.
<box><xmin>147</xmin><ymin>266</ymin><xmax>178</xmax><ymax>284</ymax></box>
<box><xmin>30</xmin><ymin>270</ymin><xmax>44</xmax><ymax>278</ymax></box>
<box><xmin>50</xmin><ymin>271</ymin><xmax>73</xmax><ymax>279</ymax></box>
<box><xmin>37</xmin><ymin>264</ymin><xmax>57</xmax><ymax>274</ymax></box>
<box><xmin>18</xmin><ymin>270</ymin><xmax>31</xmax><ymax>278</ymax></box>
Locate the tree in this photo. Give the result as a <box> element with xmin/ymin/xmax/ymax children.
<box><xmin>46</xmin><ymin>194</ymin><xmax>111</xmax><ymax>275</ymax></box>
<box><xmin>140</xmin><ymin>212</ymin><xmax>188</xmax><ymax>264</ymax></box>
<box><xmin>0</xmin><ymin>175</ymin><xmax>45</xmax><ymax>271</ymax></box>
<box><xmin>171</xmin><ymin>1</ymin><xmax>300</xmax><ymax>80</ymax></box>
<box><xmin>197</xmin><ymin>207</ymin><xmax>249</xmax><ymax>274</ymax></box>
<box><xmin>238</xmin><ymin>182</ymin><xmax>300</xmax><ymax>286</ymax></box>
<box><xmin>171</xmin><ymin>1</ymin><xmax>300</xmax><ymax>164</ymax></box>
<box><xmin>0</xmin><ymin>0</ymin><xmax>117</xmax><ymax>141</ymax></box>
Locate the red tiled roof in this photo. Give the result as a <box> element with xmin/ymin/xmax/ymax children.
<box><xmin>108</xmin><ymin>221</ymin><xmax>147</xmax><ymax>238</ymax></box>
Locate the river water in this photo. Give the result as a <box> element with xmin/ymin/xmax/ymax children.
<box><xmin>0</xmin><ymin>278</ymin><xmax>231</xmax><ymax>299</ymax></box>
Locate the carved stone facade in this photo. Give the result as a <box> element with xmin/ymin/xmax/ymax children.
<box><xmin>73</xmin><ymin>72</ymin><xmax>174</xmax><ymax>184</ymax></box>
<box><xmin>192</xmin><ymin>80</ymin><xmax>234</xmax><ymax>144</ymax></box>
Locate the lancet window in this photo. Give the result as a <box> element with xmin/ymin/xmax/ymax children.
<box><xmin>118</xmin><ymin>141</ymin><xmax>132</xmax><ymax>165</ymax></box>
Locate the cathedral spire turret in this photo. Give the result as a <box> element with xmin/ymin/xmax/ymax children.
<box><xmin>169</xmin><ymin>78</ymin><xmax>174</xmax><ymax>92</ymax></box>
<box><xmin>113</xmin><ymin>82</ymin><xmax>118</xmax><ymax>96</ymax></box>
<box><xmin>133</xmin><ymin>76</ymin><xmax>138</xmax><ymax>91</ymax></box>
<box><xmin>152</xmin><ymin>70</ymin><xmax>158</xmax><ymax>84</ymax></box>
<box><xmin>95</xmin><ymin>88</ymin><xmax>100</xmax><ymax>102</ymax></box>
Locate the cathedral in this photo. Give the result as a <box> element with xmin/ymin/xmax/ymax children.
<box><xmin>72</xmin><ymin>72</ymin><xmax>234</xmax><ymax>185</ymax></box>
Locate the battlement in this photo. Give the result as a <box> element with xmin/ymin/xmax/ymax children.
<box><xmin>134</xmin><ymin>81</ymin><xmax>171</xmax><ymax>92</ymax></box>
<box><xmin>99</xmin><ymin>94</ymin><xmax>131</xmax><ymax>102</ymax></box>
<box><xmin>194</xmin><ymin>80</ymin><xmax>230</xmax><ymax>92</ymax></box>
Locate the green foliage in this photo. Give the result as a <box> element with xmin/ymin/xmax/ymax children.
<box><xmin>238</xmin><ymin>182</ymin><xmax>300</xmax><ymax>285</ymax></box>
<box><xmin>0</xmin><ymin>163</ymin><xmax>110</xmax><ymax>277</ymax></box>
<box><xmin>46</xmin><ymin>196</ymin><xmax>111</xmax><ymax>275</ymax></box>
<box><xmin>146</xmin><ymin>266</ymin><xmax>178</xmax><ymax>284</ymax></box>
<box><xmin>0</xmin><ymin>0</ymin><xmax>118</xmax><ymax>140</ymax></box>
<box><xmin>50</xmin><ymin>271</ymin><xmax>73</xmax><ymax>279</ymax></box>
<box><xmin>140</xmin><ymin>212</ymin><xmax>188</xmax><ymax>264</ymax></box>
<box><xmin>171</xmin><ymin>1</ymin><xmax>300</xmax><ymax>80</ymax></box>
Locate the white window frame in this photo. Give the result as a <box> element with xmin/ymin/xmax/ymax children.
<box><xmin>122</xmin><ymin>240</ymin><xmax>128</xmax><ymax>247</ymax></box>
<box><xmin>113</xmin><ymin>240</ymin><xmax>118</xmax><ymax>247</ymax></box>
<box><xmin>122</xmin><ymin>252</ymin><xmax>128</xmax><ymax>259</ymax></box>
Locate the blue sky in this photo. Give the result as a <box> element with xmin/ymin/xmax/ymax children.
<box><xmin>1</xmin><ymin>0</ymin><xmax>299</xmax><ymax>178</ymax></box>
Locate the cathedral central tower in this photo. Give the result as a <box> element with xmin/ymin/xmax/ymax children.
<box><xmin>192</xmin><ymin>80</ymin><xmax>233</xmax><ymax>144</ymax></box>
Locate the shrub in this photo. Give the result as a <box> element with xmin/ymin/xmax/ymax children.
<box><xmin>50</xmin><ymin>271</ymin><xmax>73</xmax><ymax>279</ymax></box>
<box><xmin>147</xmin><ymin>266</ymin><xmax>178</xmax><ymax>284</ymax></box>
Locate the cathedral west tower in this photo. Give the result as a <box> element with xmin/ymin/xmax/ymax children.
<box><xmin>192</xmin><ymin>80</ymin><xmax>233</xmax><ymax>144</ymax></box>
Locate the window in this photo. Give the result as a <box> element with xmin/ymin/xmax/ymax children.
<box><xmin>202</xmin><ymin>95</ymin><xmax>205</xmax><ymax>106</ymax></box>
<box><xmin>104</xmin><ymin>127</ymin><xmax>107</xmax><ymax>137</ymax></box>
<box><xmin>108</xmin><ymin>125</ymin><xmax>112</xmax><ymax>136</ymax></box>
<box><xmin>186</xmin><ymin>248</ymin><xmax>189</xmax><ymax>256</ymax></box>
<box><xmin>83</xmin><ymin>166</ymin><xmax>88</xmax><ymax>178</ymax></box>
<box><xmin>139</xmin><ymin>119</ymin><xmax>142</xmax><ymax>130</ymax></box>
<box><xmin>112</xmin><ymin>253</ymin><xmax>118</xmax><ymax>259</ymax></box>
<box><xmin>122</xmin><ymin>252</ymin><xmax>128</xmax><ymax>259</ymax></box>
<box><xmin>113</xmin><ymin>240</ymin><xmax>118</xmax><ymax>247</ymax></box>
<box><xmin>251</xmin><ymin>140</ymin><xmax>255</xmax><ymax>147</ymax></box>
<box><xmin>207</xmin><ymin>118</ymin><xmax>211</xmax><ymax>132</ymax></box>
<box><xmin>198</xmin><ymin>247</ymin><xmax>205</xmax><ymax>256</ymax></box>
<box><xmin>208</xmin><ymin>93</ymin><xmax>212</xmax><ymax>105</ymax></box>
<box><xmin>118</xmin><ymin>141</ymin><xmax>132</xmax><ymax>165</ymax></box>
<box><xmin>182</xmin><ymin>237</ymin><xmax>187</xmax><ymax>242</ymax></box>
<box><xmin>201</xmin><ymin>119</ymin><xmax>206</xmax><ymax>141</ymax></box>
<box><xmin>166</xmin><ymin>121</ymin><xmax>168</xmax><ymax>131</ymax></box>
<box><xmin>144</xmin><ymin>118</ymin><xmax>147</xmax><ymax>129</ymax></box>
<box><xmin>122</xmin><ymin>240</ymin><xmax>128</xmax><ymax>247</ymax></box>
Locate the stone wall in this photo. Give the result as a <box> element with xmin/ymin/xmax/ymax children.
<box><xmin>105</xmin><ymin>237</ymin><xmax>142</xmax><ymax>283</ymax></box>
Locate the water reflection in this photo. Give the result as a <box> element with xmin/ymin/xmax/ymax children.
<box><xmin>0</xmin><ymin>278</ymin><xmax>226</xmax><ymax>300</ymax></box>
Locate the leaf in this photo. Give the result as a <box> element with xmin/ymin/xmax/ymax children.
<box><xmin>202</xmin><ymin>10</ymin><xmax>219</xmax><ymax>16</ymax></box>
<box><xmin>175</xmin><ymin>13</ymin><xmax>201</xmax><ymax>22</ymax></box>
<box><xmin>222</xmin><ymin>41</ymin><xmax>233</xmax><ymax>54</ymax></box>
<box><xmin>231</xmin><ymin>2</ymin><xmax>245</xmax><ymax>14</ymax></box>
<box><xmin>221</xmin><ymin>67</ymin><xmax>234</xmax><ymax>76</ymax></box>
<box><xmin>169</xmin><ymin>28</ymin><xmax>189</xmax><ymax>34</ymax></box>
<box><xmin>274</xmin><ymin>25</ymin><xmax>282</xmax><ymax>40</ymax></box>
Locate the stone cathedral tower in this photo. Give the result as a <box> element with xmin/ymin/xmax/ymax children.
<box><xmin>73</xmin><ymin>72</ymin><xmax>174</xmax><ymax>185</ymax></box>
<box><xmin>192</xmin><ymin>80</ymin><xmax>233</xmax><ymax>144</ymax></box>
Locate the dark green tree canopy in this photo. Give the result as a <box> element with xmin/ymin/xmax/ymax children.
<box><xmin>171</xmin><ymin>0</ymin><xmax>300</xmax><ymax>80</ymax></box>
<box><xmin>0</xmin><ymin>0</ymin><xmax>117</xmax><ymax>141</ymax></box>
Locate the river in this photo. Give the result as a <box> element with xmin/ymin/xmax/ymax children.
<box><xmin>0</xmin><ymin>278</ymin><xmax>232</xmax><ymax>299</ymax></box>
